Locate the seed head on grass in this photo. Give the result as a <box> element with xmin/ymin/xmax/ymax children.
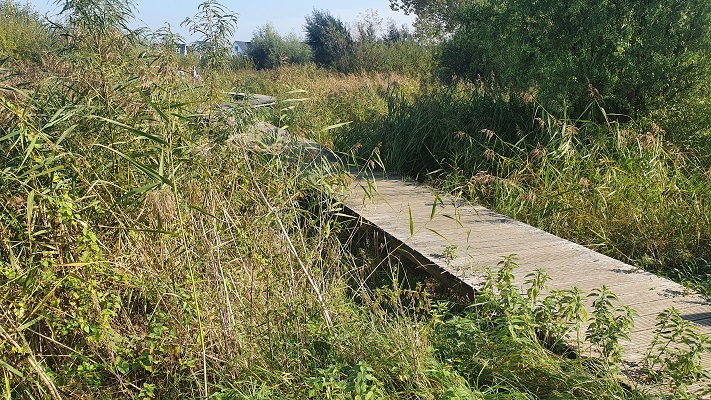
<box><xmin>481</xmin><ymin>128</ymin><xmax>496</xmax><ymax>141</ymax></box>
<box><xmin>145</xmin><ymin>187</ymin><xmax>177</xmax><ymax>225</ymax></box>
<box><xmin>483</xmin><ymin>148</ymin><xmax>495</xmax><ymax>161</ymax></box>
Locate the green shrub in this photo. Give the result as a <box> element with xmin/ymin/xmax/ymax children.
<box><xmin>249</xmin><ymin>22</ymin><xmax>311</xmax><ymax>69</ymax></box>
<box><xmin>391</xmin><ymin>0</ymin><xmax>711</xmax><ymax>117</ymax></box>
<box><xmin>304</xmin><ymin>9</ymin><xmax>353</xmax><ymax>69</ymax></box>
<box><xmin>422</xmin><ymin>0</ymin><xmax>711</xmax><ymax>118</ymax></box>
<box><xmin>433</xmin><ymin>258</ymin><xmax>642</xmax><ymax>398</ymax></box>
<box><xmin>342</xmin><ymin>38</ymin><xmax>434</xmax><ymax>76</ymax></box>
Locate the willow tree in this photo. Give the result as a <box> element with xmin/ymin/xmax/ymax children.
<box><xmin>304</xmin><ymin>9</ymin><xmax>352</xmax><ymax>69</ymax></box>
<box><xmin>182</xmin><ymin>0</ymin><xmax>238</xmax><ymax>69</ymax></box>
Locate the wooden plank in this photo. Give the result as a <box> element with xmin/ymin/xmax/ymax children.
<box><xmin>342</xmin><ymin>173</ymin><xmax>711</xmax><ymax>389</ymax></box>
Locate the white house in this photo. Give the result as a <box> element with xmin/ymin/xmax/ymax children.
<box><xmin>232</xmin><ymin>41</ymin><xmax>252</xmax><ymax>57</ymax></box>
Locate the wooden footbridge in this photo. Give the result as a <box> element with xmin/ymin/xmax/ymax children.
<box><xmin>340</xmin><ymin>172</ymin><xmax>711</xmax><ymax>393</ymax></box>
<box><xmin>238</xmin><ymin>108</ymin><xmax>711</xmax><ymax>393</ymax></box>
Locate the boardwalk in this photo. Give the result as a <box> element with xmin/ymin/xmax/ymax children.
<box><xmin>342</xmin><ymin>173</ymin><xmax>711</xmax><ymax>391</ymax></box>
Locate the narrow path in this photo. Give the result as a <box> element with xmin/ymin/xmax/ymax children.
<box><xmin>341</xmin><ymin>173</ymin><xmax>711</xmax><ymax>392</ymax></box>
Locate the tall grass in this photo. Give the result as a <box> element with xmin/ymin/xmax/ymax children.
<box><xmin>225</xmin><ymin>64</ymin><xmax>420</xmax><ymax>141</ymax></box>
<box><xmin>1</xmin><ymin>53</ymin><xmax>457</xmax><ymax>397</ymax></box>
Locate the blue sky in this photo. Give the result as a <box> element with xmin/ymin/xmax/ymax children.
<box><xmin>26</xmin><ymin>1</ymin><xmax>415</xmax><ymax>42</ymax></box>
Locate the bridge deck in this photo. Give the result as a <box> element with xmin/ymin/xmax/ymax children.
<box><xmin>342</xmin><ymin>174</ymin><xmax>711</xmax><ymax>391</ymax></box>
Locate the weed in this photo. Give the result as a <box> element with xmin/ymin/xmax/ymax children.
<box><xmin>442</xmin><ymin>243</ymin><xmax>459</xmax><ymax>262</ymax></box>
<box><xmin>432</xmin><ymin>257</ymin><xmax>643</xmax><ymax>398</ymax></box>
<box><xmin>643</xmin><ymin>307</ymin><xmax>711</xmax><ymax>396</ymax></box>
<box><xmin>2</xmin><ymin>6</ymin><xmax>707</xmax><ymax>393</ymax></box>
<box><xmin>586</xmin><ymin>286</ymin><xmax>637</xmax><ymax>363</ymax></box>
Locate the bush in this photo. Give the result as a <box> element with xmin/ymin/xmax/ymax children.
<box><xmin>342</xmin><ymin>37</ymin><xmax>433</xmax><ymax>76</ymax></box>
<box><xmin>249</xmin><ymin>22</ymin><xmax>311</xmax><ymax>69</ymax></box>
<box><xmin>436</xmin><ymin>0</ymin><xmax>711</xmax><ymax>118</ymax></box>
<box><xmin>304</xmin><ymin>9</ymin><xmax>352</xmax><ymax>68</ymax></box>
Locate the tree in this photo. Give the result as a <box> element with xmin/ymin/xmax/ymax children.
<box><xmin>389</xmin><ymin>0</ymin><xmax>461</xmax><ymax>40</ymax></box>
<box><xmin>304</xmin><ymin>9</ymin><xmax>352</xmax><ymax>68</ymax></box>
<box><xmin>383</xmin><ymin>20</ymin><xmax>412</xmax><ymax>43</ymax></box>
<box><xmin>182</xmin><ymin>0</ymin><xmax>238</xmax><ymax>69</ymax></box>
<box><xmin>402</xmin><ymin>0</ymin><xmax>711</xmax><ymax>117</ymax></box>
<box><xmin>354</xmin><ymin>9</ymin><xmax>382</xmax><ymax>43</ymax></box>
<box><xmin>249</xmin><ymin>23</ymin><xmax>311</xmax><ymax>69</ymax></box>
<box><xmin>281</xmin><ymin>32</ymin><xmax>312</xmax><ymax>65</ymax></box>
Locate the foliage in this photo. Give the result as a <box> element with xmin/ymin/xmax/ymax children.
<box><xmin>343</xmin><ymin>38</ymin><xmax>432</xmax><ymax>76</ymax></box>
<box><xmin>432</xmin><ymin>257</ymin><xmax>643</xmax><ymax>398</ymax></box>
<box><xmin>53</xmin><ymin>0</ymin><xmax>137</xmax><ymax>53</ymax></box>
<box><xmin>304</xmin><ymin>9</ymin><xmax>353</xmax><ymax>69</ymax></box>
<box><xmin>643</xmin><ymin>308</ymin><xmax>711</xmax><ymax>396</ymax></box>
<box><xmin>249</xmin><ymin>23</ymin><xmax>311</xmax><ymax>69</ymax></box>
<box><xmin>353</xmin><ymin>9</ymin><xmax>383</xmax><ymax>43</ymax></box>
<box><xmin>225</xmin><ymin>64</ymin><xmax>419</xmax><ymax>141</ymax></box>
<box><xmin>2</xmin><ymin>29</ymin><xmax>710</xmax><ymax>394</ymax></box>
<box><xmin>1</xmin><ymin>52</ymin><xmax>438</xmax><ymax>397</ymax></box>
<box><xmin>389</xmin><ymin>0</ymin><xmax>460</xmax><ymax>40</ymax></box>
<box><xmin>55</xmin><ymin>0</ymin><xmax>135</xmax><ymax>33</ymax></box>
<box><xmin>383</xmin><ymin>20</ymin><xmax>413</xmax><ymax>43</ymax></box>
<box><xmin>151</xmin><ymin>23</ymin><xmax>185</xmax><ymax>54</ymax></box>
<box><xmin>182</xmin><ymin>0</ymin><xmax>239</xmax><ymax>69</ymax></box>
<box><xmin>586</xmin><ymin>287</ymin><xmax>636</xmax><ymax>363</ymax></box>
<box><xmin>0</xmin><ymin>0</ymin><xmax>51</xmax><ymax>64</ymax></box>
<box><xmin>0</xmin><ymin>36</ymin><xmax>461</xmax><ymax>398</ymax></box>
<box><xmin>312</xmin><ymin>10</ymin><xmax>434</xmax><ymax>76</ymax></box>
<box><xmin>397</xmin><ymin>0</ymin><xmax>711</xmax><ymax>118</ymax></box>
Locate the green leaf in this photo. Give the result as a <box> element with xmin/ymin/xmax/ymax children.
<box><xmin>91</xmin><ymin>116</ymin><xmax>168</xmax><ymax>145</ymax></box>
<box><xmin>408</xmin><ymin>206</ymin><xmax>414</xmax><ymax>236</ymax></box>
<box><xmin>322</xmin><ymin>121</ymin><xmax>352</xmax><ymax>131</ymax></box>
<box><xmin>95</xmin><ymin>144</ymin><xmax>173</xmax><ymax>188</ymax></box>
<box><xmin>26</xmin><ymin>189</ymin><xmax>34</xmax><ymax>237</ymax></box>
<box><xmin>0</xmin><ymin>360</ymin><xmax>23</xmax><ymax>378</ymax></box>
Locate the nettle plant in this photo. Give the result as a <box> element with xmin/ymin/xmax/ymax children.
<box><xmin>472</xmin><ymin>257</ymin><xmax>709</xmax><ymax>376</ymax></box>
<box><xmin>489</xmin><ymin>258</ymin><xmax>634</xmax><ymax>358</ymax></box>
<box><xmin>644</xmin><ymin>308</ymin><xmax>711</xmax><ymax>396</ymax></box>
<box><xmin>484</xmin><ymin>258</ymin><xmax>711</xmax><ymax>393</ymax></box>
<box><xmin>586</xmin><ymin>286</ymin><xmax>636</xmax><ymax>363</ymax></box>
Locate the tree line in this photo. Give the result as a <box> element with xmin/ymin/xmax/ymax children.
<box><xmin>248</xmin><ymin>9</ymin><xmax>432</xmax><ymax>76</ymax></box>
<box><xmin>4</xmin><ymin>0</ymin><xmax>710</xmax><ymax>121</ymax></box>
